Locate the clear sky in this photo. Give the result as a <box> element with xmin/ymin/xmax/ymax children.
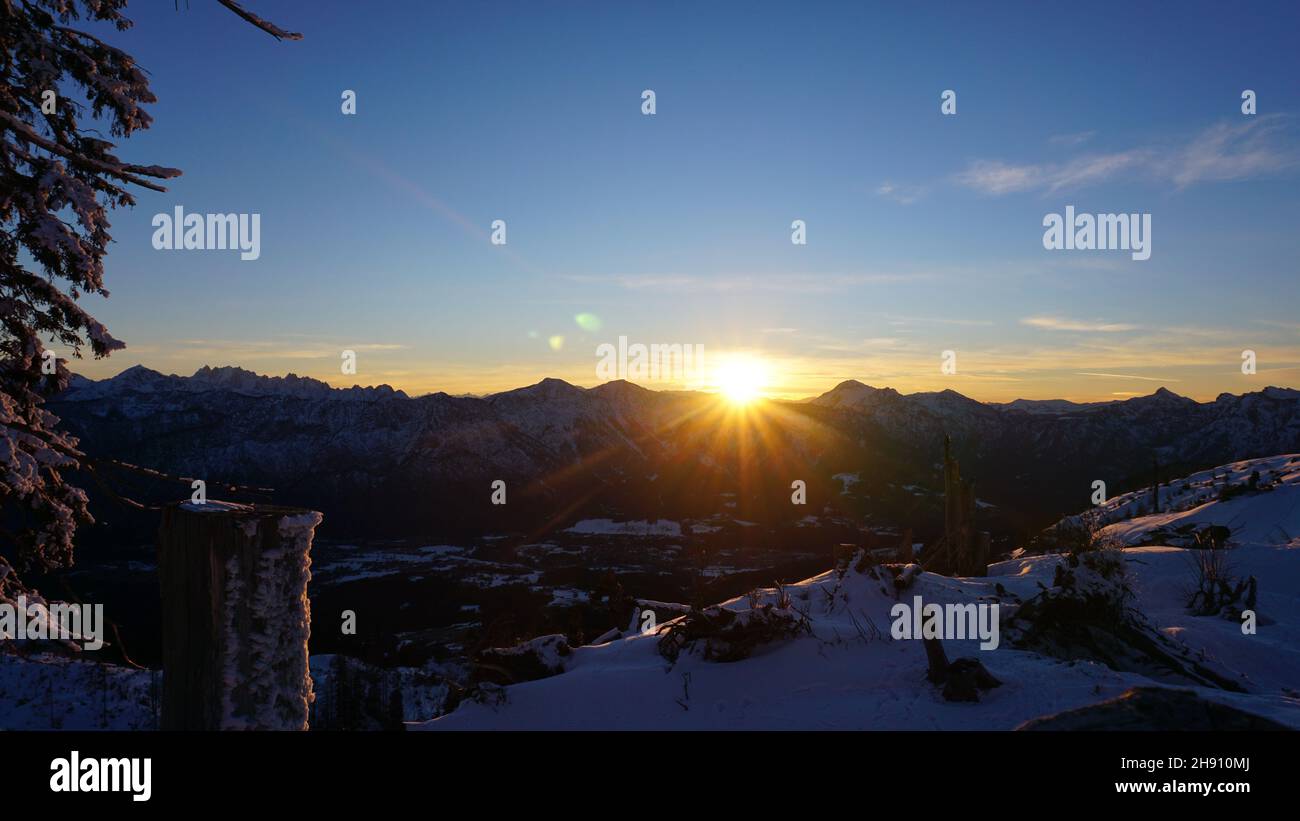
<box><xmin>60</xmin><ymin>0</ymin><xmax>1300</xmax><ymax>401</ymax></box>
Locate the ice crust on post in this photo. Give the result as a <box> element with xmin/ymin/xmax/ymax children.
<box><xmin>158</xmin><ymin>503</ymin><xmax>321</xmax><ymax>730</ymax></box>
<box><xmin>221</xmin><ymin>510</ymin><xmax>322</xmax><ymax>730</ymax></box>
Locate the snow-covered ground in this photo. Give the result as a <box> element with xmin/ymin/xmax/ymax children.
<box><xmin>1048</xmin><ymin>449</ymin><xmax>1300</xmax><ymax>542</ymax></box>
<box><xmin>1096</xmin><ymin>454</ymin><xmax>1300</xmax><ymax>547</ymax></box>
<box><xmin>0</xmin><ymin>653</ymin><xmax>159</xmax><ymax>730</ymax></box>
<box><xmin>5</xmin><ymin>455</ymin><xmax>1296</xmax><ymax>731</ymax></box>
<box><xmin>417</xmin><ymin>455</ymin><xmax>1300</xmax><ymax>730</ymax></box>
<box><xmin>0</xmin><ymin>651</ymin><xmax>455</xmax><ymax>730</ymax></box>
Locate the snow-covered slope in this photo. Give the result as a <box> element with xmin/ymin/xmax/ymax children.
<box><xmin>1087</xmin><ymin>453</ymin><xmax>1300</xmax><ymax>548</ymax></box>
<box><xmin>417</xmin><ymin>457</ymin><xmax>1300</xmax><ymax>730</ymax></box>
<box><xmin>6</xmin><ymin>456</ymin><xmax>1297</xmax><ymax>731</ymax></box>
<box><xmin>0</xmin><ymin>653</ymin><xmax>157</xmax><ymax>730</ymax></box>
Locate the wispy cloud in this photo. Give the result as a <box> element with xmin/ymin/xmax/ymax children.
<box><xmin>169</xmin><ymin>339</ymin><xmax>409</xmax><ymax>361</ymax></box>
<box><xmin>883</xmin><ymin>313</ymin><xmax>995</xmax><ymax>327</ymax></box>
<box><xmin>1078</xmin><ymin>372</ymin><xmax>1181</xmax><ymax>382</ymax></box>
<box><xmin>1022</xmin><ymin>316</ymin><xmax>1137</xmax><ymax>332</ymax></box>
<box><xmin>1172</xmin><ymin>116</ymin><xmax>1299</xmax><ymax>187</ymax></box>
<box><xmin>875</xmin><ymin>180</ymin><xmax>927</xmax><ymax>204</ymax></box>
<box><xmin>951</xmin><ymin>160</ymin><xmax>1042</xmax><ymax>194</ymax></box>
<box><xmin>1048</xmin><ymin>130</ymin><xmax>1097</xmax><ymax>147</ymax></box>
<box><xmin>954</xmin><ymin>116</ymin><xmax>1299</xmax><ymax>195</ymax></box>
<box><xmin>565</xmin><ymin>271</ymin><xmax>934</xmax><ymax>294</ymax></box>
<box><xmin>1253</xmin><ymin>319</ymin><xmax>1300</xmax><ymax>332</ymax></box>
<box><xmin>954</xmin><ymin>151</ymin><xmax>1151</xmax><ymax>194</ymax></box>
<box><xmin>1049</xmin><ymin>150</ymin><xmax>1152</xmax><ymax>191</ymax></box>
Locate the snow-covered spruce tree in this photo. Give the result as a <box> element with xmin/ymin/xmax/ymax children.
<box><xmin>0</xmin><ymin>1</ymin><xmax>297</xmax><ymax>596</ymax></box>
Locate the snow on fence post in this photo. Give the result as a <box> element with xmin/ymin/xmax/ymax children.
<box><xmin>157</xmin><ymin>500</ymin><xmax>322</xmax><ymax>730</ymax></box>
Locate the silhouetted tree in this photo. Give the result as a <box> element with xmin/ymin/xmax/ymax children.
<box><xmin>0</xmin><ymin>1</ymin><xmax>297</xmax><ymax>595</ymax></box>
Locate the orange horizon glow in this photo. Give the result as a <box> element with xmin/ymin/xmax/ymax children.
<box><xmin>64</xmin><ymin>343</ymin><xmax>1300</xmax><ymax>405</ymax></box>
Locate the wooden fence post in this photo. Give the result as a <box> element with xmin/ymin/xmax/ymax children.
<box><xmin>157</xmin><ymin>500</ymin><xmax>322</xmax><ymax>730</ymax></box>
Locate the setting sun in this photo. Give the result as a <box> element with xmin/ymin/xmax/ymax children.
<box><xmin>713</xmin><ymin>356</ymin><xmax>769</xmax><ymax>404</ymax></box>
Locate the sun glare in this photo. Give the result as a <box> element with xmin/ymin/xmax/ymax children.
<box><xmin>714</xmin><ymin>356</ymin><xmax>768</xmax><ymax>405</ymax></box>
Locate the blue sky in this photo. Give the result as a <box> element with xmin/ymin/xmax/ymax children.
<box><xmin>63</xmin><ymin>0</ymin><xmax>1300</xmax><ymax>400</ymax></box>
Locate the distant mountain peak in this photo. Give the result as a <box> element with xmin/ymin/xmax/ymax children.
<box><xmin>92</xmin><ymin>364</ymin><xmax>171</xmax><ymax>393</ymax></box>
<box><xmin>65</xmin><ymin>364</ymin><xmax>404</xmax><ymax>401</ymax></box>
<box><xmin>189</xmin><ymin>365</ymin><xmax>337</xmax><ymax>397</ymax></box>
<box><xmin>1132</xmin><ymin>386</ymin><xmax>1195</xmax><ymax>406</ymax></box>
<box><xmin>113</xmin><ymin>363</ymin><xmax>165</xmax><ymax>381</ymax></box>
<box><xmin>590</xmin><ymin>379</ymin><xmax>652</xmax><ymax>397</ymax></box>
<box><xmin>192</xmin><ymin>364</ymin><xmax>256</xmax><ymax>380</ymax></box>
<box><xmin>810</xmin><ymin>380</ymin><xmax>898</xmax><ymax>408</ymax></box>
<box><xmin>488</xmin><ymin>377</ymin><xmax>585</xmax><ymax>403</ymax></box>
<box><xmin>908</xmin><ymin>387</ymin><xmax>983</xmax><ymax>407</ymax></box>
<box><xmin>1261</xmin><ymin>386</ymin><xmax>1300</xmax><ymax>399</ymax></box>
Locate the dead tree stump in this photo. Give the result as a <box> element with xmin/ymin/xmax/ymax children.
<box><xmin>157</xmin><ymin>501</ymin><xmax>322</xmax><ymax>730</ymax></box>
<box><xmin>923</xmin><ymin>636</ymin><xmax>950</xmax><ymax>683</ymax></box>
<box><xmin>924</xmin><ymin>636</ymin><xmax>1002</xmax><ymax>701</ymax></box>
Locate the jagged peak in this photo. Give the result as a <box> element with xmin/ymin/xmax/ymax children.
<box><xmin>1260</xmin><ymin>386</ymin><xmax>1300</xmax><ymax>399</ymax></box>
<box><xmin>191</xmin><ymin>365</ymin><xmax>333</xmax><ymax>393</ymax></box>
<box><xmin>191</xmin><ymin>364</ymin><xmax>257</xmax><ymax>380</ymax></box>
<box><xmin>1216</xmin><ymin>386</ymin><xmax>1300</xmax><ymax>404</ymax></box>
<box><xmin>62</xmin><ymin>364</ymin><xmax>404</xmax><ymax>401</ymax></box>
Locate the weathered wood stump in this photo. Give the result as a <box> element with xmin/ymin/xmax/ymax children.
<box><xmin>924</xmin><ymin>636</ymin><xmax>1003</xmax><ymax>702</ymax></box>
<box><xmin>157</xmin><ymin>501</ymin><xmax>322</xmax><ymax>730</ymax></box>
<box><xmin>923</xmin><ymin>636</ymin><xmax>950</xmax><ymax>683</ymax></box>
